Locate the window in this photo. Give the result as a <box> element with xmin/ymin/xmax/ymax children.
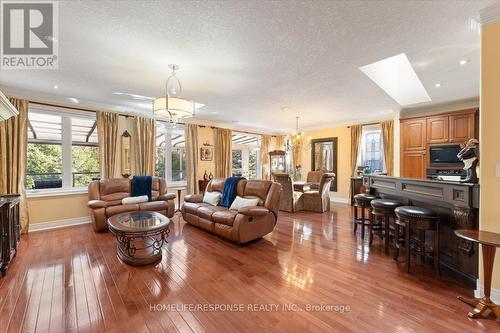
<box><xmin>26</xmin><ymin>104</ymin><xmax>99</xmax><ymax>191</ymax></box>
<box><xmin>356</xmin><ymin>125</ymin><xmax>385</xmax><ymax>173</ymax></box>
<box><xmin>231</xmin><ymin>133</ymin><xmax>261</xmax><ymax>179</ymax></box>
<box><xmin>155</xmin><ymin>122</ymin><xmax>186</xmax><ymax>184</ymax></box>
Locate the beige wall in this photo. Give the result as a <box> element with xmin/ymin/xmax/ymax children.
<box><xmin>298</xmin><ymin>126</ymin><xmax>351</xmax><ymax>202</ymax></box>
<box><xmin>479</xmin><ymin>21</ymin><xmax>500</xmax><ymax>291</ymax></box>
<box><xmin>28</xmin><ymin>193</ymin><xmax>90</xmax><ymax>224</ymax></box>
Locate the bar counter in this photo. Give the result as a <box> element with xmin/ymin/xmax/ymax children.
<box><xmin>363</xmin><ymin>175</ymin><xmax>479</xmax><ymax>287</ymax></box>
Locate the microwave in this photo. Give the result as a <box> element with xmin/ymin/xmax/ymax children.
<box><xmin>429</xmin><ymin>145</ymin><xmax>462</xmax><ymax>166</ymax></box>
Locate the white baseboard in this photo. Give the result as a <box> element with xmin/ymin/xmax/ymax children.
<box><xmin>475</xmin><ymin>279</ymin><xmax>500</xmax><ymax>303</ymax></box>
<box><xmin>330</xmin><ymin>198</ymin><xmax>349</xmax><ymax>205</ymax></box>
<box><xmin>29</xmin><ymin>216</ymin><xmax>91</xmax><ymax>233</ymax></box>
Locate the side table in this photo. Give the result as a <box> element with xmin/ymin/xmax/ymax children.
<box><xmin>455</xmin><ymin>229</ymin><xmax>500</xmax><ymax>319</ymax></box>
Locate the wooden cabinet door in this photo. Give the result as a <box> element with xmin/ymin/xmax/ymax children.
<box><xmin>401</xmin><ymin>151</ymin><xmax>426</xmax><ymax>179</ymax></box>
<box><xmin>450</xmin><ymin>113</ymin><xmax>475</xmax><ymax>143</ymax></box>
<box><xmin>401</xmin><ymin>119</ymin><xmax>426</xmax><ymax>151</ymax></box>
<box><xmin>427</xmin><ymin>116</ymin><xmax>449</xmax><ymax>144</ymax></box>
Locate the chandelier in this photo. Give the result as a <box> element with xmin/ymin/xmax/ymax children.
<box><xmin>289</xmin><ymin>116</ymin><xmax>310</xmax><ymax>150</ymax></box>
<box><xmin>154</xmin><ymin>64</ymin><xmax>199</xmax><ymax>123</ymax></box>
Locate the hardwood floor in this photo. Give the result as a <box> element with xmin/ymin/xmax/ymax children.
<box><xmin>0</xmin><ymin>204</ymin><xmax>496</xmax><ymax>332</ymax></box>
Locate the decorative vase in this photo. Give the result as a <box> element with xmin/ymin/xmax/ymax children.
<box><xmin>203</xmin><ymin>170</ymin><xmax>209</xmax><ymax>181</ymax></box>
<box><xmin>209</xmin><ymin>172</ymin><xmax>213</xmax><ymax>180</ymax></box>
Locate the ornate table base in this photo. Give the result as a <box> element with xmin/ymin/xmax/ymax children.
<box><xmin>457</xmin><ymin>295</ymin><xmax>500</xmax><ymax>319</ymax></box>
<box><xmin>114</xmin><ymin>227</ymin><xmax>170</xmax><ymax>265</ymax></box>
<box><xmin>456</xmin><ymin>242</ymin><xmax>500</xmax><ymax>320</ymax></box>
<box><xmin>107</xmin><ymin>211</ymin><xmax>171</xmax><ymax>266</ymax></box>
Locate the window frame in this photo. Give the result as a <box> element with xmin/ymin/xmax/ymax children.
<box><xmin>231</xmin><ymin>132</ymin><xmax>261</xmax><ymax>179</ymax></box>
<box><xmin>356</xmin><ymin>124</ymin><xmax>385</xmax><ymax>173</ymax></box>
<box><xmin>26</xmin><ymin>104</ymin><xmax>99</xmax><ymax>195</ymax></box>
<box><xmin>155</xmin><ymin>121</ymin><xmax>187</xmax><ymax>187</ymax></box>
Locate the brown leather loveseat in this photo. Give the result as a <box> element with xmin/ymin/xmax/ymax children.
<box><xmin>181</xmin><ymin>178</ymin><xmax>282</xmax><ymax>243</ymax></box>
<box><xmin>88</xmin><ymin>177</ymin><xmax>175</xmax><ymax>231</ymax></box>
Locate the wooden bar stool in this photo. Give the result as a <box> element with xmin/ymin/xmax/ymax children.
<box><xmin>353</xmin><ymin>193</ymin><xmax>377</xmax><ymax>240</ymax></box>
<box><xmin>370</xmin><ymin>199</ymin><xmax>402</xmax><ymax>254</ymax></box>
<box><xmin>394</xmin><ymin>206</ymin><xmax>440</xmax><ymax>274</ymax></box>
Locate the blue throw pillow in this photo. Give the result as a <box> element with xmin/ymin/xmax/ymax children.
<box><xmin>131</xmin><ymin>176</ymin><xmax>152</xmax><ymax>201</ymax></box>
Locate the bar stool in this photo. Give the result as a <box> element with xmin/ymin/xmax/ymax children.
<box><xmin>394</xmin><ymin>206</ymin><xmax>440</xmax><ymax>274</ymax></box>
<box><xmin>353</xmin><ymin>193</ymin><xmax>377</xmax><ymax>240</ymax></box>
<box><xmin>370</xmin><ymin>199</ymin><xmax>402</xmax><ymax>254</ymax></box>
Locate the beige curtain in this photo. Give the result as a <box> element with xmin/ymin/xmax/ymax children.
<box><xmin>185</xmin><ymin>124</ymin><xmax>198</xmax><ymax>194</ymax></box>
<box><xmin>0</xmin><ymin>98</ymin><xmax>29</xmax><ymax>233</ymax></box>
<box><xmin>292</xmin><ymin>144</ymin><xmax>301</xmax><ymax>181</ymax></box>
<box><xmin>381</xmin><ymin>120</ymin><xmax>394</xmax><ymax>176</ymax></box>
<box><xmin>96</xmin><ymin>111</ymin><xmax>118</xmax><ymax>179</ymax></box>
<box><xmin>260</xmin><ymin>135</ymin><xmax>272</xmax><ymax>180</ymax></box>
<box><xmin>134</xmin><ymin>116</ymin><xmax>156</xmax><ymax>175</ymax></box>
<box><xmin>214</xmin><ymin>128</ymin><xmax>232</xmax><ymax>178</ymax></box>
<box><xmin>350</xmin><ymin>125</ymin><xmax>362</xmax><ymax>176</ymax></box>
<box><xmin>274</xmin><ymin>135</ymin><xmax>286</xmax><ymax>151</ymax></box>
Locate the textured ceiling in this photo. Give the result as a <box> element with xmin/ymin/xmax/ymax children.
<box><xmin>0</xmin><ymin>0</ymin><xmax>493</xmax><ymax>133</ymax></box>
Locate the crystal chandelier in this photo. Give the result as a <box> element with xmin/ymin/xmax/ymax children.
<box><xmin>154</xmin><ymin>64</ymin><xmax>199</xmax><ymax>123</ymax></box>
<box><xmin>289</xmin><ymin>116</ymin><xmax>310</xmax><ymax>150</ymax></box>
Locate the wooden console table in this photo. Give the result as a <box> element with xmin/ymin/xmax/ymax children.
<box><xmin>0</xmin><ymin>194</ymin><xmax>21</xmax><ymax>277</ymax></box>
<box><xmin>455</xmin><ymin>229</ymin><xmax>500</xmax><ymax>319</ymax></box>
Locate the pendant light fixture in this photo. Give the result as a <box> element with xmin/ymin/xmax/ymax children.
<box><xmin>154</xmin><ymin>64</ymin><xmax>201</xmax><ymax>123</ymax></box>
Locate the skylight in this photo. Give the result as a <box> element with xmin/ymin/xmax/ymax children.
<box><xmin>359</xmin><ymin>53</ymin><xmax>431</xmax><ymax>106</ymax></box>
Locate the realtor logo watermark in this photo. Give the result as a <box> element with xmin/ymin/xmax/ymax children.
<box><xmin>1</xmin><ymin>0</ymin><xmax>59</xmax><ymax>69</ymax></box>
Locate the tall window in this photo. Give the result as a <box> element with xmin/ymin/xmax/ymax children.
<box><xmin>232</xmin><ymin>133</ymin><xmax>261</xmax><ymax>179</ymax></box>
<box><xmin>26</xmin><ymin>104</ymin><xmax>99</xmax><ymax>190</ymax></box>
<box><xmin>155</xmin><ymin>122</ymin><xmax>186</xmax><ymax>184</ymax></box>
<box><xmin>357</xmin><ymin>124</ymin><xmax>385</xmax><ymax>173</ymax></box>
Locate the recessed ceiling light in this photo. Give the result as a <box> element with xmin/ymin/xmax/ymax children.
<box><xmin>53</xmin><ymin>85</ymin><xmax>58</xmax><ymax>89</ymax></box>
<box><xmin>435</xmin><ymin>83</ymin><xmax>442</xmax><ymax>88</ymax></box>
<box><xmin>459</xmin><ymin>60</ymin><xmax>469</xmax><ymax>66</ymax></box>
<box><xmin>68</xmin><ymin>97</ymin><xmax>79</xmax><ymax>103</ymax></box>
<box><xmin>359</xmin><ymin>53</ymin><xmax>431</xmax><ymax>106</ymax></box>
<box><xmin>281</xmin><ymin>107</ymin><xmax>290</xmax><ymax>112</ymax></box>
<box><xmin>211</xmin><ymin>111</ymin><xmax>218</xmax><ymax>114</ymax></box>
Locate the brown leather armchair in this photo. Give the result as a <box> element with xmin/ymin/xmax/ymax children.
<box><xmin>272</xmin><ymin>173</ymin><xmax>303</xmax><ymax>213</ymax></box>
<box><xmin>88</xmin><ymin>177</ymin><xmax>175</xmax><ymax>231</ymax></box>
<box><xmin>181</xmin><ymin>178</ymin><xmax>282</xmax><ymax>244</ymax></box>
<box><xmin>302</xmin><ymin>173</ymin><xmax>335</xmax><ymax>212</ymax></box>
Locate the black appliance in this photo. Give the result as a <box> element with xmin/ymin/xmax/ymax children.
<box><xmin>429</xmin><ymin>145</ymin><xmax>462</xmax><ymax>166</ymax></box>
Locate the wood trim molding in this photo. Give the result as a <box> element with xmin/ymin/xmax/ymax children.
<box><xmin>400</xmin><ymin>108</ymin><xmax>478</xmax><ymax>121</ymax></box>
<box><xmin>475</xmin><ymin>279</ymin><xmax>500</xmax><ymax>303</ymax></box>
<box><xmin>28</xmin><ymin>216</ymin><xmax>91</xmax><ymax>233</ymax></box>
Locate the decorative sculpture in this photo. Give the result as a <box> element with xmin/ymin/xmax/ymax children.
<box><xmin>457</xmin><ymin>138</ymin><xmax>479</xmax><ymax>183</ymax></box>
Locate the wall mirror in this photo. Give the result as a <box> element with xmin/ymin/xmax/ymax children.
<box><xmin>311</xmin><ymin>137</ymin><xmax>338</xmax><ymax>191</ymax></box>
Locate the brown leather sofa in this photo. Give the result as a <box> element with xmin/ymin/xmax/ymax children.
<box><xmin>88</xmin><ymin>177</ymin><xmax>176</xmax><ymax>231</ymax></box>
<box><xmin>181</xmin><ymin>178</ymin><xmax>282</xmax><ymax>244</ymax></box>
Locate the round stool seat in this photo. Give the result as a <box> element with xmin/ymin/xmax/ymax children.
<box><xmin>354</xmin><ymin>193</ymin><xmax>377</xmax><ymax>203</ymax></box>
<box><xmin>395</xmin><ymin>206</ymin><xmax>438</xmax><ymax>219</ymax></box>
<box><xmin>371</xmin><ymin>199</ymin><xmax>402</xmax><ymax>209</ymax></box>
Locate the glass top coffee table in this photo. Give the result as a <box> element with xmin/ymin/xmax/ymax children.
<box><xmin>107</xmin><ymin>211</ymin><xmax>170</xmax><ymax>265</ymax></box>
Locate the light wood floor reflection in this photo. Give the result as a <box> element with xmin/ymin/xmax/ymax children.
<box><xmin>0</xmin><ymin>204</ymin><xmax>495</xmax><ymax>332</ymax></box>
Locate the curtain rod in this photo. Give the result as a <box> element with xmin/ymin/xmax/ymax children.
<box><xmin>196</xmin><ymin>124</ymin><xmax>277</xmax><ymax>137</ymax></box>
<box><xmin>28</xmin><ymin>99</ymin><xmax>135</xmax><ymax>118</ymax></box>
<box><xmin>27</xmin><ymin>99</ymin><xmax>277</xmax><ymax>136</ymax></box>
<box><xmin>347</xmin><ymin>121</ymin><xmax>386</xmax><ymax>128</ymax></box>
